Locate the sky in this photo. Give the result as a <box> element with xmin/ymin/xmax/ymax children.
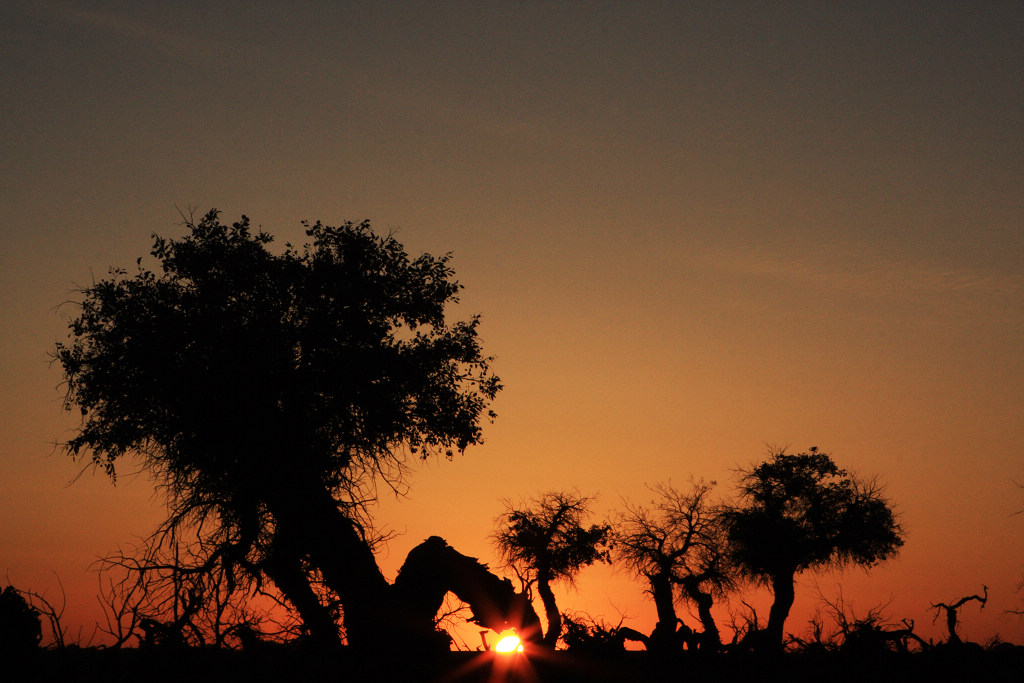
<box><xmin>1</xmin><ymin>0</ymin><xmax>1022</xmax><ymax>648</ymax></box>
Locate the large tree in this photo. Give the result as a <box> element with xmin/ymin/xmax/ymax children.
<box><xmin>55</xmin><ymin>210</ymin><xmax>504</xmax><ymax>648</ymax></box>
<box><xmin>722</xmin><ymin>448</ymin><xmax>904</xmax><ymax>651</ymax></box>
<box><xmin>615</xmin><ymin>480</ymin><xmax>734</xmax><ymax>653</ymax></box>
<box><xmin>494</xmin><ymin>492</ymin><xmax>612</xmax><ymax>647</ymax></box>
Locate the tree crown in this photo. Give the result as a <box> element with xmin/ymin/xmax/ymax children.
<box><xmin>494</xmin><ymin>491</ymin><xmax>612</xmax><ymax>584</ymax></box>
<box><xmin>616</xmin><ymin>480</ymin><xmax>734</xmax><ymax>597</ymax></box>
<box><xmin>724</xmin><ymin>448</ymin><xmax>903</xmax><ymax>579</ymax></box>
<box><xmin>56</xmin><ymin>209</ymin><xmax>500</xmax><ymax>512</ymax></box>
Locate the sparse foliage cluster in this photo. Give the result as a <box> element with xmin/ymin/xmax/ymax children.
<box><xmin>494</xmin><ymin>491</ymin><xmax>612</xmax><ymax>646</ymax></box>
<box><xmin>615</xmin><ymin>479</ymin><xmax>733</xmax><ymax>652</ymax></box>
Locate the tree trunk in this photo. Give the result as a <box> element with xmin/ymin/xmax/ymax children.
<box><xmin>680</xmin><ymin>577</ymin><xmax>720</xmax><ymax>652</ymax></box>
<box><xmin>693</xmin><ymin>591</ymin><xmax>720</xmax><ymax>652</ymax></box>
<box><xmin>648</xmin><ymin>571</ymin><xmax>680</xmax><ymax>653</ymax></box>
<box><xmin>765</xmin><ymin>569</ymin><xmax>796</xmax><ymax>651</ymax></box>
<box><xmin>262</xmin><ymin>544</ymin><xmax>341</xmax><ymax>648</ymax></box>
<box><xmin>392</xmin><ymin>536</ymin><xmax>542</xmax><ymax>644</ymax></box>
<box><xmin>536</xmin><ymin>570</ymin><xmax>561</xmax><ymax>648</ymax></box>
<box><xmin>269</xmin><ymin>482</ymin><xmax>393</xmax><ymax>648</ymax></box>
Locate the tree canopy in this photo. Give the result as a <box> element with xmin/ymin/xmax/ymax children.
<box><xmin>55</xmin><ymin>210</ymin><xmax>502</xmax><ymax>647</ymax></box>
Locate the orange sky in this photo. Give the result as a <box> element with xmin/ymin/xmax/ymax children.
<box><xmin>1</xmin><ymin>1</ymin><xmax>1022</xmax><ymax>647</ymax></box>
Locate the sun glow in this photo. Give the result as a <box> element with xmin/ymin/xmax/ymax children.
<box><xmin>493</xmin><ymin>632</ymin><xmax>524</xmax><ymax>653</ymax></box>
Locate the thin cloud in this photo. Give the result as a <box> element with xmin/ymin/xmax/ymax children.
<box><xmin>17</xmin><ymin>0</ymin><xmax>225</xmax><ymax>66</ymax></box>
<box><xmin>695</xmin><ymin>244</ymin><xmax>1023</xmax><ymax>304</ymax></box>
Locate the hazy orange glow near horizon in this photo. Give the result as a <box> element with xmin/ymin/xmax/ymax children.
<box><xmin>1</xmin><ymin>1</ymin><xmax>1022</xmax><ymax>649</ymax></box>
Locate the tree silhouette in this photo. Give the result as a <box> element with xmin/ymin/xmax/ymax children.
<box><xmin>722</xmin><ymin>447</ymin><xmax>904</xmax><ymax>652</ymax></box>
<box><xmin>55</xmin><ymin>210</ymin><xmax>502</xmax><ymax>648</ymax></box>
<box><xmin>931</xmin><ymin>585</ymin><xmax>988</xmax><ymax>645</ymax></box>
<box><xmin>494</xmin><ymin>491</ymin><xmax>612</xmax><ymax>647</ymax></box>
<box><xmin>615</xmin><ymin>480</ymin><xmax>734</xmax><ymax>652</ymax></box>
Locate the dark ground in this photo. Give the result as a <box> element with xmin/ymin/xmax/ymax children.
<box><xmin>11</xmin><ymin>646</ymin><xmax>1024</xmax><ymax>683</ymax></box>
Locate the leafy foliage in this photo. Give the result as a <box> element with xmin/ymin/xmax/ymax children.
<box><xmin>57</xmin><ymin>211</ymin><xmax>499</xmax><ymax>489</ymax></box>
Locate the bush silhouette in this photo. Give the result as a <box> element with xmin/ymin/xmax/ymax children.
<box><xmin>0</xmin><ymin>586</ymin><xmax>41</xmax><ymax>653</ymax></box>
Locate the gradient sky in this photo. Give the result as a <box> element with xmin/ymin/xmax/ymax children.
<box><xmin>2</xmin><ymin>1</ymin><xmax>1022</xmax><ymax>647</ymax></box>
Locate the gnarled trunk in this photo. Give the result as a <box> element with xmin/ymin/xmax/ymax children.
<box><xmin>266</xmin><ymin>518</ymin><xmax>540</xmax><ymax>650</ymax></box>
<box><xmin>267</xmin><ymin>482</ymin><xmax>392</xmax><ymax>648</ymax></box>
<box><xmin>679</xmin><ymin>576</ymin><xmax>720</xmax><ymax>652</ymax></box>
<box><xmin>536</xmin><ymin>569</ymin><xmax>561</xmax><ymax>648</ymax></box>
<box><xmin>392</xmin><ymin>536</ymin><xmax>542</xmax><ymax>644</ymax></box>
<box><xmin>262</xmin><ymin>542</ymin><xmax>341</xmax><ymax>648</ymax></box>
<box><xmin>764</xmin><ymin>569</ymin><xmax>796</xmax><ymax>651</ymax></box>
<box><xmin>648</xmin><ymin>571</ymin><xmax>680</xmax><ymax>653</ymax></box>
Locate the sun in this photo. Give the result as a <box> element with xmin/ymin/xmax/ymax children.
<box><xmin>493</xmin><ymin>631</ymin><xmax>524</xmax><ymax>653</ymax></box>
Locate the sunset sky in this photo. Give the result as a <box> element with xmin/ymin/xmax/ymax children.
<box><xmin>2</xmin><ymin>1</ymin><xmax>1022</xmax><ymax>647</ymax></box>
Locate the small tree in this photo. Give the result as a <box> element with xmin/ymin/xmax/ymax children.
<box><xmin>615</xmin><ymin>480</ymin><xmax>734</xmax><ymax>652</ymax></box>
<box><xmin>722</xmin><ymin>447</ymin><xmax>904</xmax><ymax>651</ymax></box>
<box><xmin>931</xmin><ymin>585</ymin><xmax>988</xmax><ymax>645</ymax></box>
<box><xmin>494</xmin><ymin>491</ymin><xmax>612</xmax><ymax>647</ymax></box>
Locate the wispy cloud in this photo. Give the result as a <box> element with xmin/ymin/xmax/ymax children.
<box><xmin>16</xmin><ymin>0</ymin><xmax>225</xmax><ymax>66</ymax></box>
<box><xmin>694</xmin><ymin>243</ymin><xmax>1023</xmax><ymax>305</ymax></box>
